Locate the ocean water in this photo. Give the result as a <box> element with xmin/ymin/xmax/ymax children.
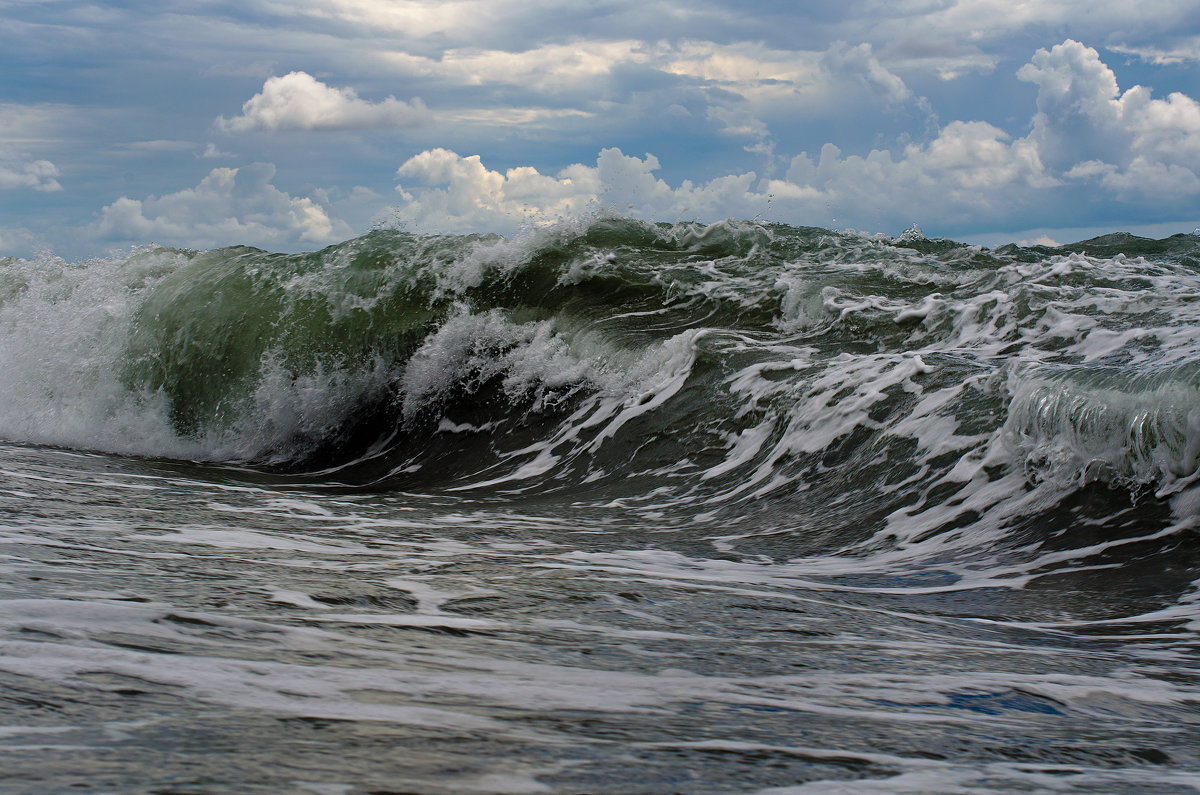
<box><xmin>1</xmin><ymin>218</ymin><xmax>1199</xmax><ymax>793</ymax></box>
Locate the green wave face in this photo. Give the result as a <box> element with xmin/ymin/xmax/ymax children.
<box><xmin>120</xmin><ymin>231</ymin><xmax>458</xmax><ymax>435</ymax></box>
<box><xmin>115</xmin><ymin>218</ymin><xmax>794</xmax><ymax>448</ymax></box>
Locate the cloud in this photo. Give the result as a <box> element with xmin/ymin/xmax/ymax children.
<box><xmin>385</xmin><ymin>130</ymin><xmax>1054</xmax><ymax>236</ymax></box>
<box><xmin>200</xmin><ymin>142</ymin><xmax>235</xmax><ymax>159</ymax></box>
<box><xmin>272</xmin><ymin>0</ymin><xmax>1198</xmax><ymax>57</ymax></box>
<box><xmin>380</xmin><ymin>38</ymin><xmax>919</xmax><ymax>120</ymax></box>
<box><xmin>0</xmin><ymin>102</ymin><xmax>75</xmax><ymax>146</ymax></box>
<box><xmin>91</xmin><ymin>163</ymin><xmax>350</xmax><ymax>249</ymax></box>
<box><xmin>1019</xmin><ymin>39</ymin><xmax>1200</xmax><ymax>198</ymax></box>
<box><xmin>881</xmin><ymin>36</ymin><xmax>999</xmax><ymax>81</ymax></box>
<box><xmin>438</xmin><ymin>107</ymin><xmax>596</xmax><ymax>128</ymax></box>
<box><xmin>0</xmin><ymin>153</ymin><xmax>61</xmax><ymax>192</ymax></box>
<box><xmin>655</xmin><ymin>39</ymin><xmax>920</xmax><ymax>112</ymax></box>
<box><xmin>771</xmin><ymin>121</ymin><xmax>1055</xmax><ymax>227</ymax></box>
<box><xmin>323</xmin><ymin>39</ymin><xmax>1200</xmax><ymax>239</ymax></box>
<box><xmin>387</xmin><ymin>40</ymin><xmax>653</xmax><ymax>94</ymax></box>
<box><xmin>872</xmin><ymin>0</ymin><xmax>1198</xmax><ymax>46</ymax></box>
<box><xmin>119</xmin><ymin>140</ymin><xmax>197</xmax><ymax>153</ymax></box>
<box><xmin>378</xmin><ymin>38</ymin><xmax>923</xmax><ymax>176</ymax></box>
<box><xmin>217</xmin><ymin>71</ymin><xmax>430</xmax><ymax>132</ymax></box>
<box><xmin>1112</xmin><ymin>37</ymin><xmax>1200</xmax><ymax>66</ymax></box>
<box><xmin>5</xmin><ymin>0</ymin><xmax>1200</xmax><ymax>262</ymax></box>
<box><xmin>388</xmin><ymin>148</ymin><xmax>602</xmax><ymax>231</ymax></box>
<box><xmin>820</xmin><ymin>42</ymin><xmax>912</xmax><ymax>105</ymax></box>
<box><xmin>283</xmin><ymin>0</ymin><xmax>523</xmax><ymax>40</ymax></box>
<box><xmin>658</xmin><ymin>40</ymin><xmax>821</xmax><ymax>89</ymax></box>
<box><xmin>706</xmin><ymin>105</ymin><xmax>770</xmax><ymax>140</ymax></box>
<box><xmin>387</xmin><ymin>146</ymin><xmax>757</xmax><ymax>233</ymax></box>
<box><xmin>366</xmin><ymin>39</ymin><xmax>1199</xmax><ymax>239</ymax></box>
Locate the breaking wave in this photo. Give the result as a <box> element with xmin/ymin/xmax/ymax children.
<box><xmin>3</xmin><ymin>217</ymin><xmax>1200</xmax><ymax>568</ymax></box>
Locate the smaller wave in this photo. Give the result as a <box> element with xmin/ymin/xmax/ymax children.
<box><xmin>1002</xmin><ymin>364</ymin><xmax>1200</xmax><ymax>498</ymax></box>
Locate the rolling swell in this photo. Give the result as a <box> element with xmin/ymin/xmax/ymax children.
<box><xmin>2</xmin><ymin>218</ymin><xmax>1200</xmax><ymax>564</ymax></box>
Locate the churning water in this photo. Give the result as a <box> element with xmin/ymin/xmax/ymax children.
<box><xmin>1</xmin><ymin>218</ymin><xmax>1199</xmax><ymax>792</ymax></box>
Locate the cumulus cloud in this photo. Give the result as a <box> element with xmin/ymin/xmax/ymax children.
<box><xmin>389</xmin><ymin>148</ymin><xmax>602</xmax><ymax>231</ymax></box>
<box><xmin>389</xmin><ymin>147</ymin><xmax>739</xmax><ymax>233</ymax></box>
<box><xmin>385</xmin><ymin>127</ymin><xmax>1055</xmax><ymax>235</ymax></box>
<box><xmin>217</xmin><ymin>71</ymin><xmax>430</xmax><ymax>132</ymax></box>
<box><xmin>0</xmin><ymin>102</ymin><xmax>73</xmax><ymax>193</ymax></box>
<box><xmin>770</xmin><ymin>121</ymin><xmax>1055</xmax><ymax>227</ymax></box>
<box><xmin>1019</xmin><ymin>39</ymin><xmax>1200</xmax><ymax>198</ymax></box>
<box><xmin>0</xmin><ymin>153</ymin><xmax>61</xmax><ymax>192</ymax></box>
<box><xmin>91</xmin><ymin>163</ymin><xmax>350</xmax><ymax>249</ymax></box>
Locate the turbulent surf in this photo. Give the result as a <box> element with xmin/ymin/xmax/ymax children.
<box><xmin>1</xmin><ymin>218</ymin><xmax>1199</xmax><ymax>792</ymax></box>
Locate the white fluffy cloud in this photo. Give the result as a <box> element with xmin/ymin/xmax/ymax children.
<box><xmin>1019</xmin><ymin>39</ymin><xmax>1200</xmax><ymax>198</ymax></box>
<box><xmin>770</xmin><ymin>121</ymin><xmax>1054</xmax><ymax>227</ymax></box>
<box><xmin>0</xmin><ymin>154</ymin><xmax>61</xmax><ymax>192</ymax></box>
<box><xmin>389</xmin><ymin>148</ymin><xmax>602</xmax><ymax>231</ymax></box>
<box><xmin>385</xmin><ymin>121</ymin><xmax>1055</xmax><ymax>235</ymax></box>
<box><xmin>91</xmin><ymin>163</ymin><xmax>349</xmax><ymax>249</ymax></box>
<box><xmin>383</xmin><ymin>39</ymin><xmax>1200</xmax><ymax>235</ymax></box>
<box><xmin>217</xmin><ymin>71</ymin><xmax>430</xmax><ymax>132</ymax></box>
<box><xmin>0</xmin><ymin>103</ymin><xmax>68</xmax><ymax>192</ymax></box>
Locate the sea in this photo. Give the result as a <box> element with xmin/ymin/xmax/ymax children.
<box><xmin>1</xmin><ymin>217</ymin><xmax>1199</xmax><ymax>793</ymax></box>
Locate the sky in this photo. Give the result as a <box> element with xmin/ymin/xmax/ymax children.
<box><xmin>1</xmin><ymin>0</ymin><xmax>1199</xmax><ymax>257</ymax></box>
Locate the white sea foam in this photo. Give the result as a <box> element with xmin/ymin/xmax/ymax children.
<box><xmin>399</xmin><ymin>305</ymin><xmax>602</xmax><ymax>421</ymax></box>
<box><xmin>0</xmin><ymin>249</ymin><xmax>198</xmax><ymax>458</ymax></box>
<box><xmin>2</xmin><ymin>435</ymin><xmax>1198</xmax><ymax>792</ymax></box>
